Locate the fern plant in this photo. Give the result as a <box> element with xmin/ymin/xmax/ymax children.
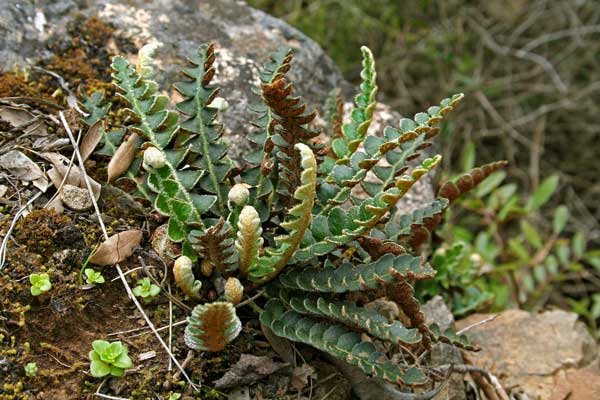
<box><xmin>83</xmin><ymin>42</ymin><xmax>506</xmax><ymax>390</ymax></box>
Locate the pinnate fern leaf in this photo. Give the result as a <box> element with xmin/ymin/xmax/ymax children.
<box><xmin>261</xmin><ymin>70</ymin><xmax>320</xmax><ymax>203</ymax></box>
<box><xmin>261</xmin><ymin>299</ymin><xmax>428</xmax><ymax>386</ymax></box>
<box><xmin>279</xmin><ymin>292</ymin><xmax>422</xmax><ymax>345</ymax></box>
<box><xmin>174</xmin><ymin>44</ymin><xmax>234</xmax><ymax>216</ymax></box>
<box><xmin>280</xmin><ymin>253</ymin><xmax>435</xmax><ymax>293</ymax></box>
<box><xmin>245</xmin><ymin>47</ymin><xmax>294</xmax><ymax>217</ymax></box>
<box><xmin>185</xmin><ymin>302</ymin><xmax>242</xmax><ymax>352</ymax></box>
<box><xmin>429</xmin><ymin>323</ymin><xmax>479</xmax><ymax>351</ymax></box>
<box><xmin>111</xmin><ymin>48</ymin><xmax>221</xmax><ymax>254</ymax></box>
<box><xmin>329</xmin><ymin>46</ymin><xmax>377</xmax><ymax>163</ymax></box>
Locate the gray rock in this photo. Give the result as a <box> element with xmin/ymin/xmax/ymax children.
<box><xmin>422</xmin><ymin>296</ymin><xmax>466</xmax><ymax>400</ymax></box>
<box><xmin>61</xmin><ymin>184</ymin><xmax>92</xmax><ymax>211</ymax></box>
<box><xmin>0</xmin><ymin>0</ymin><xmax>345</xmax><ymax>161</ymax></box>
<box><xmin>0</xmin><ymin>0</ymin><xmax>434</xmax><ymax>207</ymax></box>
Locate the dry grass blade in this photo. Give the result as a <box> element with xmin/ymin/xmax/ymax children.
<box><xmin>89</xmin><ymin>230</ymin><xmax>143</xmax><ymax>266</ymax></box>
<box><xmin>107</xmin><ymin>131</ymin><xmax>138</xmax><ymax>183</ymax></box>
<box><xmin>79</xmin><ymin>120</ymin><xmax>103</xmax><ymax>162</ymax></box>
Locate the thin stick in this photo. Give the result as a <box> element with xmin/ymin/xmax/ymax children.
<box><xmin>456</xmin><ymin>314</ymin><xmax>497</xmax><ymax>335</ymax></box>
<box><xmin>94</xmin><ymin>379</ymin><xmax>129</xmax><ymax>400</ymax></box>
<box><xmin>108</xmin><ymin>319</ymin><xmax>186</xmax><ymax>336</ymax></box>
<box><xmin>236</xmin><ymin>289</ymin><xmax>266</xmax><ymax>308</ymax></box>
<box><xmin>60</xmin><ymin>111</ymin><xmax>198</xmax><ymax>391</ymax></box>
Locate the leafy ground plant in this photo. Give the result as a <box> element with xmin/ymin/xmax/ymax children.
<box><xmin>80</xmin><ymin>42</ymin><xmax>507</xmax><ymax>392</ymax></box>
<box><xmin>89</xmin><ymin>340</ymin><xmax>133</xmax><ymax>378</ymax></box>
<box><xmin>421</xmin><ymin>145</ymin><xmax>600</xmax><ymax>333</ymax></box>
<box><xmin>132</xmin><ymin>277</ymin><xmax>160</xmax><ymax>303</ymax></box>
<box><xmin>29</xmin><ymin>273</ymin><xmax>51</xmax><ymax>296</ymax></box>
<box><xmin>24</xmin><ymin>362</ymin><xmax>38</xmax><ymax>377</ymax></box>
<box><xmin>84</xmin><ymin>268</ymin><xmax>105</xmax><ymax>285</ymax></box>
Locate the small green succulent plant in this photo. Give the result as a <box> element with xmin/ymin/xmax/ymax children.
<box><xmin>24</xmin><ymin>362</ymin><xmax>38</xmax><ymax>377</ymax></box>
<box><xmin>89</xmin><ymin>340</ymin><xmax>133</xmax><ymax>378</ymax></box>
<box><xmin>132</xmin><ymin>277</ymin><xmax>160</xmax><ymax>303</ymax></box>
<box><xmin>29</xmin><ymin>273</ymin><xmax>51</xmax><ymax>296</ymax></box>
<box><xmin>81</xmin><ymin>42</ymin><xmax>505</xmax><ymax>390</ymax></box>
<box><xmin>84</xmin><ymin>268</ymin><xmax>105</xmax><ymax>285</ymax></box>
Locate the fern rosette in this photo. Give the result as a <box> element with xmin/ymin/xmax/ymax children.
<box><xmin>93</xmin><ymin>41</ymin><xmax>507</xmax><ymax>391</ymax></box>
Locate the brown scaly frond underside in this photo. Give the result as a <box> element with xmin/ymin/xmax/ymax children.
<box><xmin>261</xmin><ymin>76</ymin><xmax>320</xmax><ymax>202</ymax></box>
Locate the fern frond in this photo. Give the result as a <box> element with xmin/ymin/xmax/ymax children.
<box><xmin>386</xmin><ymin>161</ymin><xmax>508</xmax><ymax>249</ymax></box>
<box><xmin>438</xmin><ymin>161</ymin><xmax>508</xmax><ymax>203</ymax></box>
<box><xmin>79</xmin><ymin>89</ymin><xmax>126</xmax><ymax>157</ymax></box>
<box><xmin>261</xmin><ymin>72</ymin><xmax>320</xmax><ymax>203</ymax></box>
<box><xmin>279</xmin><ymin>292</ymin><xmax>422</xmax><ymax>345</ymax></box>
<box><xmin>296</xmin><ymin>156</ymin><xmax>441</xmax><ymax>262</ymax></box>
<box><xmin>111</xmin><ymin>53</ymin><xmax>216</xmax><ymax>247</ymax></box>
<box><xmin>244</xmin><ymin>47</ymin><xmax>293</xmax><ymax>217</ymax></box>
<box><xmin>384</xmin><ymin>198</ymin><xmax>448</xmax><ymax>248</ymax></box>
<box><xmin>235</xmin><ymin>205</ymin><xmax>263</xmax><ymax>277</ymax></box>
<box><xmin>280</xmin><ymin>253</ymin><xmax>434</xmax><ymax>293</ymax></box>
<box><xmin>329</xmin><ymin>46</ymin><xmax>377</xmax><ymax>163</ymax></box>
<box><xmin>188</xmin><ymin>218</ymin><xmax>237</xmax><ymax>275</ymax></box>
<box><xmin>317</xmin><ymin>93</ymin><xmax>463</xmax><ymax>215</ymax></box>
<box><xmin>248</xmin><ymin>144</ymin><xmax>317</xmax><ymax>284</ymax></box>
<box><xmin>174</xmin><ymin>44</ymin><xmax>235</xmax><ymax>216</ymax></box>
<box><xmin>173</xmin><ymin>256</ymin><xmax>202</xmax><ymax>299</ymax></box>
<box><xmin>184</xmin><ymin>302</ymin><xmax>242</xmax><ymax>352</ymax></box>
<box><xmin>260</xmin><ymin>299</ymin><xmax>428</xmax><ymax>386</ymax></box>
<box><xmin>78</xmin><ymin>88</ymin><xmax>151</xmax><ymax>200</ymax></box>
<box><xmin>79</xmin><ymin>89</ymin><xmax>110</xmax><ymax>126</ymax></box>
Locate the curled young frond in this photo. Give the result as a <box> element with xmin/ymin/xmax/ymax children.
<box><xmin>184</xmin><ymin>302</ymin><xmax>242</xmax><ymax>352</ymax></box>
<box><xmin>173</xmin><ymin>255</ymin><xmax>202</xmax><ymax>299</ymax></box>
<box><xmin>224</xmin><ymin>277</ymin><xmax>244</xmax><ymax>305</ymax></box>
<box><xmin>248</xmin><ymin>143</ymin><xmax>317</xmax><ymax>283</ymax></box>
<box><xmin>235</xmin><ymin>205</ymin><xmax>263</xmax><ymax>277</ymax></box>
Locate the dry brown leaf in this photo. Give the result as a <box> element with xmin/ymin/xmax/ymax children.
<box><xmin>79</xmin><ymin>120</ymin><xmax>103</xmax><ymax>162</ymax></box>
<box><xmin>0</xmin><ymin>150</ymin><xmax>48</xmax><ymax>191</ymax></box>
<box><xmin>89</xmin><ymin>229</ymin><xmax>143</xmax><ymax>266</ymax></box>
<box><xmin>42</xmin><ymin>152</ymin><xmax>101</xmax><ymax>200</ymax></box>
<box><xmin>0</xmin><ymin>105</ymin><xmax>48</xmax><ymax>136</ymax></box>
<box><xmin>107</xmin><ymin>132</ymin><xmax>139</xmax><ymax>183</ymax></box>
<box><xmin>213</xmin><ymin>354</ymin><xmax>288</xmax><ymax>389</ymax></box>
<box><xmin>260</xmin><ymin>322</ymin><xmax>295</xmax><ymax>364</ymax></box>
